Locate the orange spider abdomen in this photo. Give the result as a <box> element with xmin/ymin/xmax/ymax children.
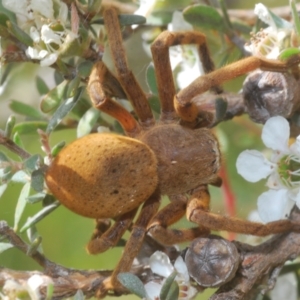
<box><xmin>45</xmin><ymin>133</ymin><xmax>158</xmax><ymax>219</ymax></box>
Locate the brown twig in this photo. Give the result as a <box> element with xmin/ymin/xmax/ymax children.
<box><xmin>0</xmin><ymin>133</ymin><xmax>31</xmax><ymax>160</ymax></box>
<box><xmin>210</xmin><ymin>209</ymin><xmax>300</xmax><ymax>299</ymax></box>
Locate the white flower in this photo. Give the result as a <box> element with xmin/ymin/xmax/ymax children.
<box><xmin>3</xmin><ymin>0</ymin><xmax>76</xmax><ymax>67</ymax></box>
<box><xmin>245</xmin><ymin>3</ymin><xmax>293</xmax><ymax>59</ymax></box>
<box><xmin>168</xmin><ymin>11</ymin><xmax>203</xmax><ymax>89</ymax></box>
<box><xmin>236</xmin><ymin>116</ymin><xmax>300</xmax><ymax>222</ymax></box>
<box><xmin>144</xmin><ymin>251</ymin><xmax>197</xmax><ymax>300</ymax></box>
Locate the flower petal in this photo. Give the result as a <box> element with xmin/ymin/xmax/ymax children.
<box><xmin>144</xmin><ymin>281</ymin><xmax>162</xmax><ymax>300</ymax></box>
<box><xmin>261</xmin><ymin>116</ymin><xmax>289</xmax><ymax>153</ymax></box>
<box><xmin>236</xmin><ymin>150</ymin><xmax>274</xmax><ymax>182</ymax></box>
<box><xmin>40</xmin><ymin>53</ymin><xmax>58</xmax><ymax>67</ymax></box>
<box><xmin>257</xmin><ymin>189</ymin><xmax>294</xmax><ymax>222</ymax></box>
<box><xmin>174</xmin><ymin>256</ymin><xmax>189</xmax><ymax>282</ymax></box>
<box><xmin>149</xmin><ymin>251</ymin><xmax>174</xmax><ymax>278</ymax></box>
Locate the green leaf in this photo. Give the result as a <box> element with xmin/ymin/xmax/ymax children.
<box><xmin>45</xmin><ymin>283</ymin><xmax>54</xmax><ymax>300</ymax></box>
<box><xmin>20</xmin><ymin>202</ymin><xmax>60</xmax><ymax>232</ymax></box>
<box><xmin>42</xmin><ymin>194</ymin><xmax>56</xmax><ymax>206</ymax></box>
<box><xmin>183</xmin><ymin>5</ymin><xmax>225</xmax><ymax>32</ymax></box>
<box><xmin>40</xmin><ymin>80</ymin><xmax>69</xmax><ymax>113</ymax></box>
<box><xmin>26</xmin><ymin>193</ymin><xmax>46</xmax><ymax>204</ymax></box>
<box><xmin>31</xmin><ymin>169</ymin><xmax>45</xmax><ymax>192</ymax></box>
<box><xmin>4</xmin><ymin>115</ymin><xmax>16</xmax><ymax>138</ymax></box>
<box><xmin>46</xmin><ymin>86</ymin><xmax>84</xmax><ymax>134</ymax></box>
<box><xmin>0</xmin><ymin>183</ymin><xmax>8</xmax><ymax>198</ymax></box>
<box><xmin>13</xmin><ymin>131</ymin><xmax>24</xmax><ymax>148</ymax></box>
<box><xmin>266</xmin><ymin>7</ymin><xmax>292</xmax><ymax>30</ymax></box>
<box><xmin>0</xmin><ymin>152</ymin><xmax>10</xmax><ymax>162</ymax></box>
<box><xmin>36</xmin><ymin>76</ymin><xmax>50</xmax><ymax>95</ymax></box>
<box><xmin>279</xmin><ymin>48</ymin><xmax>300</xmax><ymax>61</ymax></box>
<box><xmin>93</xmin><ymin>14</ymin><xmax>146</xmax><ymax>26</ymax></box>
<box><xmin>11</xmin><ymin>170</ymin><xmax>29</xmax><ymax>183</ymax></box>
<box><xmin>14</xmin><ymin>182</ymin><xmax>31</xmax><ymax>231</ymax></box>
<box><xmin>117</xmin><ymin>273</ymin><xmax>147</xmax><ymax>299</ymax></box>
<box><xmin>77</xmin><ymin>107</ymin><xmax>100</xmax><ymax>138</ymax></box>
<box><xmin>146</xmin><ymin>63</ymin><xmax>158</xmax><ymax>95</ymax></box>
<box><xmin>7</xmin><ymin>21</ymin><xmax>33</xmax><ymax>47</ymax></box>
<box><xmin>160</xmin><ymin>271</ymin><xmax>178</xmax><ymax>300</ymax></box>
<box><xmin>0</xmin><ymin>242</ymin><xmax>13</xmax><ymax>253</ymax></box>
<box><xmin>73</xmin><ymin>290</ymin><xmax>85</xmax><ymax>300</ymax></box>
<box><xmin>51</xmin><ymin>141</ymin><xmax>65</xmax><ymax>157</ymax></box>
<box><xmin>78</xmin><ymin>61</ymin><xmax>93</xmax><ymax>78</ymax></box>
<box><xmin>291</xmin><ymin>0</ymin><xmax>300</xmax><ymax>35</ymax></box>
<box><xmin>26</xmin><ymin>236</ymin><xmax>42</xmax><ymax>256</ymax></box>
<box><xmin>12</xmin><ymin>121</ymin><xmax>48</xmax><ymax>135</ymax></box>
<box><xmin>24</xmin><ymin>154</ymin><xmax>42</xmax><ymax>172</ymax></box>
<box><xmin>10</xmin><ymin>100</ymin><xmax>43</xmax><ymax>119</ymax></box>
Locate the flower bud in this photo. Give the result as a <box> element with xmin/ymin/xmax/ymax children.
<box><xmin>243</xmin><ymin>70</ymin><xmax>300</xmax><ymax>123</ymax></box>
<box><xmin>185</xmin><ymin>235</ymin><xmax>240</xmax><ymax>287</ymax></box>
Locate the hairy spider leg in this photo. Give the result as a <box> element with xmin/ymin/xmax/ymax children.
<box><xmin>187</xmin><ymin>185</ymin><xmax>300</xmax><ymax>236</ymax></box>
<box><xmin>87</xmin><ymin>208</ymin><xmax>138</xmax><ymax>254</ymax></box>
<box><xmin>88</xmin><ymin>61</ymin><xmax>141</xmax><ymax>137</ymax></box>
<box><xmin>175</xmin><ymin>54</ymin><xmax>300</xmax><ymax>122</ymax></box>
<box><xmin>147</xmin><ymin>194</ymin><xmax>210</xmax><ymax>245</ymax></box>
<box><xmin>102</xmin><ymin>188</ymin><xmax>161</xmax><ymax>292</ymax></box>
<box><xmin>103</xmin><ymin>7</ymin><xmax>154</xmax><ymax>128</ymax></box>
<box><xmin>151</xmin><ymin>31</ymin><xmax>223</xmax><ymax>122</ymax></box>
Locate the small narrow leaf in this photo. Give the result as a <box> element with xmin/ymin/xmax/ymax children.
<box><xmin>27</xmin><ymin>193</ymin><xmax>46</xmax><ymax>204</ymax></box>
<box><xmin>51</xmin><ymin>141</ymin><xmax>65</xmax><ymax>157</ymax></box>
<box><xmin>24</xmin><ymin>154</ymin><xmax>42</xmax><ymax>172</ymax></box>
<box><xmin>0</xmin><ymin>152</ymin><xmax>9</xmax><ymax>162</ymax></box>
<box><xmin>4</xmin><ymin>115</ymin><xmax>16</xmax><ymax>138</ymax></box>
<box><xmin>11</xmin><ymin>170</ymin><xmax>29</xmax><ymax>183</ymax></box>
<box><xmin>73</xmin><ymin>290</ymin><xmax>84</xmax><ymax>300</ymax></box>
<box><xmin>183</xmin><ymin>5</ymin><xmax>225</xmax><ymax>31</ymax></box>
<box><xmin>13</xmin><ymin>131</ymin><xmax>24</xmax><ymax>148</ymax></box>
<box><xmin>31</xmin><ymin>169</ymin><xmax>45</xmax><ymax>192</ymax></box>
<box><xmin>78</xmin><ymin>61</ymin><xmax>93</xmax><ymax>78</ymax></box>
<box><xmin>26</xmin><ymin>236</ymin><xmax>42</xmax><ymax>256</ymax></box>
<box><xmin>45</xmin><ymin>283</ymin><xmax>54</xmax><ymax>300</ymax></box>
<box><xmin>14</xmin><ymin>182</ymin><xmax>31</xmax><ymax>231</ymax></box>
<box><xmin>8</xmin><ymin>21</ymin><xmax>33</xmax><ymax>46</ymax></box>
<box><xmin>279</xmin><ymin>48</ymin><xmax>300</xmax><ymax>61</ymax></box>
<box><xmin>77</xmin><ymin>107</ymin><xmax>100</xmax><ymax>138</ymax></box>
<box><xmin>0</xmin><ymin>242</ymin><xmax>13</xmax><ymax>253</ymax></box>
<box><xmin>40</xmin><ymin>80</ymin><xmax>68</xmax><ymax>113</ymax></box>
<box><xmin>20</xmin><ymin>203</ymin><xmax>60</xmax><ymax>232</ymax></box>
<box><xmin>10</xmin><ymin>100</ymin><xmax>43</xmax><ymax>119</ymax></box>
<box><xmin>160</xmin><ymin>271</ymin><xmax>177</xmax><ymax>300</ymax></box>
<box><xmin>164</xmin><ymin>281</ymin><xmax>179</xmax><ymax>300</ymax></box>
<box><xmin>36</xmin><ymin>76</ymin><xmax>50</xmax><ymax>95</ymax></box>
<box><xmin>12</xmin><ymin>121</ymin><xmax>48</xmax><ymax>135</ymax></box>
<box><xmin>146</xmin><ymin>63</ymin><xmax>158</xmax><ymax>95</ymax></box>
<box><xmin>117</xmin><ymin>273</ymin><xmax>147</xmax><ymax>299</ymax></box>
<box><xmin>93</xmin><ymin>14</ymin><xmax>146</xmax><ymax>25</ymax></box>
<box><xmin>266</xmin><ymin>7</ymin><xmax>292</xmax><ymax>29</ymax></box>
<box><xmin>46</xmin><ymin>86</ymin><xmax>84</xmax><ymax>134</ymax></box>
<box><xmin>0</xmin><ymin>183</ymin><xmax>8</xmax><ymax>198</ymax></box>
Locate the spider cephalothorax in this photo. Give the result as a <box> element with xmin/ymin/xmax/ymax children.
<box><xmin>45</xmin><ymin>7</ymin><xmax>300</xmax><ymax>294</ymax></box>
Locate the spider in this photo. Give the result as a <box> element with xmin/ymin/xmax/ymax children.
<box><xmin>45</xmin><ymin>7</ymin><xmax>300</xmax><ymax>294</ymax></box>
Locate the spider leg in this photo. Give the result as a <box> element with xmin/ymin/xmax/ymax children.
<box><xmin>88</xmin><ymin>61</ymin><xmax>141</xmax><ymax>137</ymax></box>
<box><xmin>175</xmin><ymin>55</ymin><xmax>300</xmax><ymax>123</ymax></box>
<box><xmin>103</xmin><ymin>7</ymin><xmax>154</xmax><ymax>128</ymax></box>
<box><xmin>86</xmin><ymin>209</ymin><xmax>137</xmax><ymax>254</ymax></box>
<box><xmin>147</xmin><ymin>194</ymin><xmax>210</xmax><ymax>245</ymax></box>
<box><xmin>102</xmin><ymin>188</ymin><xmax>161</xmax><ymax>292</ymax></box>
<box><xmin>187</xmin><ymin>185</ymin><xmax>300</xmax><ymax>236</ymax></box>
<box><xmin>151</xmin><ymin>31</ymin><xmax>223</xmax><ymax>122</ymax></box>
